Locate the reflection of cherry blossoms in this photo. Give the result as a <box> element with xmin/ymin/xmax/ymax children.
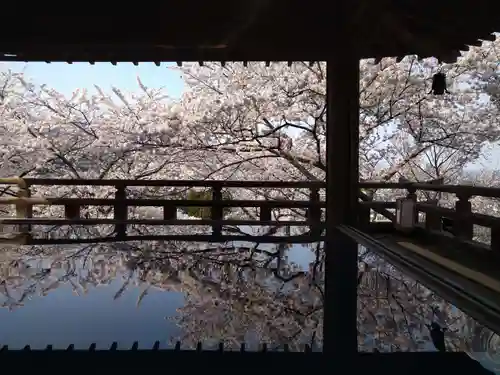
<box><xmin>358</xmin><ymin>251</ymin><xmax>465</xmax><ymax>352</ymax></box>
<box><xmin>169</xmin><ymin>244</ymin><xmax>324</xmax><ymax>350</ymax></box>
<box><xmin>0</xmin><ymin>241</ymin><xmax>497</xmax><ymax>361</ymax></box>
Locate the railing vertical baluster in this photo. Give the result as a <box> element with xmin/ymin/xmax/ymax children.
<box><xmin>424</xmin><ymin>199</ymin><xmax>441</xmax><ymax>231</ymax></box>
<box><xmin>24</xmin><ymin>183</ymin><xmax>32</xmax><ymax>232</ymax></box>
<box><xmin>490</xmin><ymin>226</ymin><xmax>500</xmax><ymax>256</ymax></box>
<box><xmin>357</xmin><ymin>202</ymin><xmax>371</xmax><ymax>230</ymax></box>
<box><xmin>63</xmin><ymin>180</ymin><xmax>80</xmax><ymax>221</ymax></box>
<box><xmin>308</xmin><ymin>186</ymin><xmax>322</xmax><ymax>236</ymax></box>
<box><xmin>163</xmin><ymin>204</ymin><xmax>176</xmax><ymax>220</ymax></box>
<box><xmin>260</xmin><ymin>203</ymin><xmax>272</xmax><ymax>222</ymax></box>
<box><xmin>16</xmin><ymin>182</ymin><xmax>32</xmax><ymax>234</ymax></box>
<box><xmin>405</xmin><ymin>185</ymin><xmax>418</xmax><ymax>225</ymax></box>
<box><xmin>454</xmin><ymin>193</ymin><xmax>473</xmax><ymax>240</ymax></box>
<box><xmin>211</xmin><ymin>184</ymin><xmax>223</xmax><ymax>236</ymax></box>
<box><xmin>114</xmin><ymin>184</ymin><xmax>127</xmax><ymax>239</ymax></box>
<box><xmin>64</xmin><ymin>204</ymin><xmax>80</xmax><ymax>219</ymax></box>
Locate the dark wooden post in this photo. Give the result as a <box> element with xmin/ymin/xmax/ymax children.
<box><xmin>424</xmin><ymin>199</ymin><xmax>441</xmax><ymax>231</ymax></box>
<box><xmin>406</xmin><ymin>185</ymin><xmax>417</xmax><ymax>201</ymax></box>
<box><xmin>16</xmin><ymin>183</ymin><xmax>32</xmax><ymax>234</ymax></box>
<box><xmin>163</xmin><ymin>204</ymin><xmax>177</xmax><ymax>220</ymax></box>
<box><xmin>357</xmin><ymin>202</ymin><xmax>371</xmax><ymax>230</ymax></box>
<box><xmin>405</xmin><ymin>185</ymin><xmax>419</xmax><ymax>224</ymax></box>
<box><xmin>324</xmin><ymin>39</ymin><xmax>360</xmax><ymax>353</ymax></box>
<box><xmin>114</xmin><ymin>184</ymin><xmax>127</xmax><ymax>239</ymax></box>
<box><xmin>490</xmin><ymin>227</ymin><xmax>500</xmax><ymax>256</ymax></box>
<box><xmin>64</xmin><ymin>204</ymin><xmax>80</xmax><ymax>219</ymax></box>
<box><xmin>454</xmin><ymin>193</ymin><xmax>473</xmax><ymax>240</ymax></box>
<box><xmin>260</xmin><ymin>204</ymin><xmax>272</xmax><ymax>222</ymax></box>
<box><xmin>211</xmin><ymin>185</ymin><xmax>223</xmax><ymax>236</ymax></box>
<box><xmin>308</xmin><ymin>186</ymin><xmax>322</xmax><ymax>236</ymax></box>
<box><xmin>24</xmin><ymin>184</ymin><xmax>33</xmax><ymax>225</ymax></box>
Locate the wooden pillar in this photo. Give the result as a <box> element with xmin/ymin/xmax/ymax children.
<box><xmin>454</xmin><ymin>193</ymin><xmax>473</xmax><ymax>240</ymax></box>
<box><xmin>424</xmin><ymin>200</ymin><xmax>442</xmax><ymax>231</ymax></box>
<box><xmin>308</xmin><ymin>186</ymin><xmax>322</xmax><ymax>237</ymax></box>
<box><xmin>64</xmin><ymin>204</ymin><xmax>80</xmax><ymax>219</ymax></box>
<box><xmin>163</xmin><ymin>204</ymin><xmax>177</xmax><ymax>220</ymax></box>
<box><xmin>114</xmin><ymin>184</ymin><xmax>127</xmax><ymax>239</ymax></box>
<box><xmin>324</xmin><ymin>50</ymin><xmax>360</xmax><ymax>353</ymax></box>
<box><xmin>211</xmin><ymin>185</ymin><xmax>223</xmax><ymax>236</ymax></box>
<box><xmin>16</xmin><ymin>184</ymin><xmax>32</xmax><ymax>234</ymax></box>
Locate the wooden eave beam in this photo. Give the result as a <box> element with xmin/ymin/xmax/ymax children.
<box><xmin>379</xmin><ymin>11</ymin><xmax>461</xmax><ymax>62</ymax></box>
<box><xmin>219</xmin><ymin>0</ymin><xmax>272</xmax><ymax>48</ymax></box>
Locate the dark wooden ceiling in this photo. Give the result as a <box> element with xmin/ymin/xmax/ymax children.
<box><xmin>1</xmin><ymin>0</ymin><xmax>499</xmax><ymax>64</ymax></box>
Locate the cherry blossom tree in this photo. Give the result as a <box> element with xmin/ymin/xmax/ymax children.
<box><xmin>175</xmin><ymin>46</ymin><xmax>500</xmax><ymax>186</ymax></box>
<box><xmin>0</xmin><ymin>70</ymin><xmax>205</xmax><ymax>231</ymax></box>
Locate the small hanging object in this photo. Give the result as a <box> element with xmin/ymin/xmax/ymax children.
<box><xmin>427</xmin><ymin>322</ymin><xmax>447</xmax><ymax>352</ymax></box>
<box><xmin>429</xmin><ymin>72</ymin><xmax>450</xmax><ymax>95</ymax></box>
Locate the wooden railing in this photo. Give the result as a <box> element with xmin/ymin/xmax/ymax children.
<box><xmin>360</xmin><ymin>182</ymin><xmax>500</xmax><ymax>254</ymax></box>
<box><xmin>0</xmin><ymin>177</ymin><xmax>326</xmax><ymax>242</ymax></box>
<box><xmin>2</xmin><ymin>177</ymin><xmax>500</xmax><ymax>250</ymax></box>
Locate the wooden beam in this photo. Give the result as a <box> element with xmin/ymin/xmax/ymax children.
<box><xmin>21</xmin><ymin>178</ymin><xmax>325</xmax><ymax>189</ymax></box>
<box><xmin>219</xmin><ymin>0</ymin><xmax>272</xmax><ymax>48</ymax></box>
<box><xmin>324</xmin><ymin>4</ymin><xmax>360</xmax><ymax>355</ymax></box>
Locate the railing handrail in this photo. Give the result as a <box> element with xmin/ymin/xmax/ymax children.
<box><xmin>0</xmin><ymin>177</ymin><xmax>27</xmax><ymax>189</ymax></box>
<box><xmin>2</xmin><ymin>177</ymin><xmax>497</xmax><ymax>198</ymax></box>
<box><xmin>13</xmin><ymin>178</ymin><xmax>326</xmax><ymax>189</ymax></box>
<box><xmin>360</xmin><ymin>181</ymin><xmax>500</xmax><ymax>198</ymax></box>
<box><xmin>0</xmin><ymin>197</ymin><xmax>325</xmax><ymax>207</ymax></box>
<box><xmin>416</xmin><ymin>202</ymin><xmax>500</xmax><ymax>228</ymax></box>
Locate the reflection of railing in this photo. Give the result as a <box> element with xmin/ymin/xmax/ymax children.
<box><xmin>0</xmin><ymin>177</ymin><xmax>325</xmax><ymax>242</ymax></box>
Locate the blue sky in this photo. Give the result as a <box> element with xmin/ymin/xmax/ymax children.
<box><xmin>2</xmin><ymin>62</ymin><xmax>185</xmax><ymax>98</ymax></box>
